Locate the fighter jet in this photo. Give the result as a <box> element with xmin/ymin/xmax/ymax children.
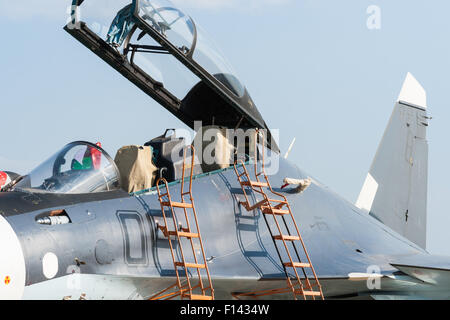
<box><xmin>0</xmin><ymin>0</ymin><xmax>448</xmax><ymax>300</ymax></box>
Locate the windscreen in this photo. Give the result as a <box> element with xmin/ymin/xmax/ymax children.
<box><xmin>15</xmin><ymin>142</ymin><xmax>120</xmax><ymax>194</ymax></box>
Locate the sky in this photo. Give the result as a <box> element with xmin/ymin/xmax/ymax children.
<box><xmin>0</xmin><ymin>0</ymin><xmax>449</xmax><ymax>255</ymax></box>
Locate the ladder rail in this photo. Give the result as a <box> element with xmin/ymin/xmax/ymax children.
<box><xmin>183</xmin><ymin>145</ymin><xmax>214</xmax><ymax>297</ymax></box>
<box><xmin>233</xmin><ymin>159</ymin><xmax>256</xmax><ymax>209</ymax></box>
<box><xmin>235</xmin><ymin>160</ymin><xmax>305</xmax><ymax>297</ymax></box>
<box><xmin>232</xmin><ymin>129</ymin><xmax>324</xmax><ymax>300</ymax></box>
<box><xmin>264</xmin><ymin>204</ymin><xmax>308</xmax><ymax>297</ymax></box>
<box><xmin>178</xmin><ymin>146</ymin><xmax>202</xmax><ymax>297</ymax></box>
<box><xmin>257</xmin><ymin>129</ymin><xmax>323</xmax><ymax>298</ymax></box>
<box><xmin>283</xmin><ymin>200</ymin><xmax>323</xmax><ymax>294</ymax></box>
<box><xmin>156</xmin><ymin>178</ymin><xmax>186</xmax><ymax>292</ymax></box>
<box><xmin>187</xmin><ymin>203</ymin><xmax>214</xmax><ymax>297</ymax></box>
<box><xmin>153</xmin><ymin>146</ymin><xmax>214</xmax><ymax>300</ymax></box>
<box><xmin>280</xmin><ymin>214</ymin><xmax>315</xmax><ymax>292</ymax></box>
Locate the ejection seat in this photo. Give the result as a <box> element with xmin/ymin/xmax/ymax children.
<box><xmin>191</xmin><ymin>126</ymin><xmax>235</xmax><ymax>173</ymax></box>
<box><xmin>114</xmin><ymin>145</ymin><xmax>157</xmax><ymax>193</ymax></box>
<box><xmin>145</xmin><ymin>130</ymin><xmax>202</xmax><ymax>183</ymax></box>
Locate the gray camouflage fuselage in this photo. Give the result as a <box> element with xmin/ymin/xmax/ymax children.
<box><xmin>1</xmin><ymin>156</ymin><xmax>440</xmax><ymax>300</ymax></box>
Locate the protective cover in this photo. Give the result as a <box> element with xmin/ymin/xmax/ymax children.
<box><xmin>192</xmin><ymin>126</ymin><xmax>235</xmax><ymax>173</ymax></box>
<box><xmin>114</xmin><ymin>145</ymin><xmax>157</xmax><ymax>193</ymax></box>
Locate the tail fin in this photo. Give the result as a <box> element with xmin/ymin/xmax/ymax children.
<box><xmin>356</xmin><ymin>73</ymin><xmax>429</xmax><ymax>249</ymax></box>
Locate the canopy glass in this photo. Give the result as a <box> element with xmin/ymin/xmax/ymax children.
<box><xmin>14</xmin><ymin>142</ymin><xmax>120</xmax><ymax>194</ymax></box>
<box><xmin>67</xmin><ymin>0</ymin><xmax>278</xmax><ymax>151</ymax></box>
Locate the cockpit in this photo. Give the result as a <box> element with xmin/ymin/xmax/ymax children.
<box><xmin>8</xmin><ymin>127</ymin><xmax>233</xmax><ymax>195</ymax></box>
<box><xmin>11</xmin><ymin>0</ymin><xmax>281</xmax><ymax>195</ymax></box>
<box><xmin>13</xmin><ymin>142</ymin><xmax>121</xmax><ymax>194</ymax></box>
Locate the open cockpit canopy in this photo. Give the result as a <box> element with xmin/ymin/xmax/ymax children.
<box><xmin>67</xmin><ymin>0</ymin><xmax>278</xmax><ymax>151</ymax></box>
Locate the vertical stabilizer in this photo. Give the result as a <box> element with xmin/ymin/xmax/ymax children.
<box><xmin>356</xmin><ymin>73</ymin><xmax>429</xmax><ymax>249</ymax></box>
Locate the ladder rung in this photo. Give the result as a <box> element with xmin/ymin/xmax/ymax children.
<box><xmin>162</xmin><ymin>202</ymin><xmax>193</xmax><ymax>209</ymax></box>
<box><xmin>262</xmin><ymin>207</ymin><xmax>290</xmax><ymax>215</ymax></box>
<box><xmin>168</xmin><ymin>231</ymin><xmax>199</xmax><ymax>238</ymax></box>
<box><xmin>267</xmin><ymin>198</ymin><xmax>287</xmax><ymax>203</ymax></box>
<box><xmin>241</xmin><ymin>181</ymin><xmax>269</xmax><ymax>188</ymax></box>
<box><xmin>183</xmin><ymin>294</ymin><xmax>214</xmax><ymax>300</ymax></box>
<box><xmin>273</xmin><ymin>235</ymin><xmax>300</xmax><ymax>241</ymax></box>
<box><xmin>175</xmin><ymin>262</ymin><xmax>206</xmax><ymax>269</ymax></box>
<box><xmin>294</xmin><ymin>290</ymin><xmax>322</xmax><ymax>297</ymax></box>
<box><xmin>244</xmin><ymin>199</ymin><xmax>268</xmax><ymax>211</ymax></box>
<box><xmin>284</xmin><ymin>262</ymin><xmax>311</xmax><ymax>268</ymax></box>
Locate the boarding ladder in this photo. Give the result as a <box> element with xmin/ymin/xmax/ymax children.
<box><xmin>150</xmin><ymin>146</ymin><xmax>214</xmax><ymax>301</ymax></box>
<box><xmin>233</xmin><ymin>130</ymin><xmax>324</xmax><ymax>300</ymax></box>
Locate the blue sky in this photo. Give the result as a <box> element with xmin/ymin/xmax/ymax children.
<box><xmin>0</xmin><ymin>1</ymin><xmax>449</xmax><ymax>255</ymax></box>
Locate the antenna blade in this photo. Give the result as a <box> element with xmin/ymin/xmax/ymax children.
<box><xmin>284</xmin><ymin>137</ymin><xmax>296</xmax><ymax>159</ymax></box>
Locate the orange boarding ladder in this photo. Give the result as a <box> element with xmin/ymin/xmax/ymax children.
<box><xmin>150</xmin><ymin>146</ymin><xmax>214</xmax><ymax>301</ymax></box>
<box><xmin>233</xmin><ymin>130</ymin><xmax>324</xmax><ymax>300</ymax></box>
